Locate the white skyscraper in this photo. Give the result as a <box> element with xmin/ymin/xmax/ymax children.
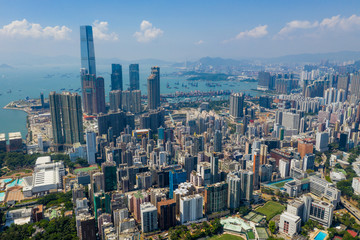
<box><xmin>179</xmin><ymin>194</ymin><xmax>203</xmax><ymax>224</ymax></box>
<box><xmin>315</xmin><ymin>132</ymin><xmax>329</xmax><ymax>152</ymax></box>
<box><xmin>279</xmin><ymin>159</ymin><xmax>290</xmax><ymax>178</ymax></box>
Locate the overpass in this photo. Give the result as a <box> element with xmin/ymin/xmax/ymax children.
<box><xmin>341</xmin><ymin>197</ymin><xmax>360</xmax><ymax>222</ymax></box>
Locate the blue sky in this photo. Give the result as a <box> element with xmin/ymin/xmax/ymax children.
<box><xmin>0</xmin><ymin>0</ymin><xmax>360</xmax><ymax>61</ymax></box>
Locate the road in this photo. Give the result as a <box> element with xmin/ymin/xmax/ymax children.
<box><xmin>341</xmin><ymin>197</ymin><xmax>360</xmax><ymax>221</ymax></box>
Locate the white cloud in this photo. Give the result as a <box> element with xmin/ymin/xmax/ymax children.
<box><xmin>320</xmin><ymin>14</ymin><xmax>360</xmax><ymax>31</ymax></box>
<box><xmin>134</xmin><ymin>20</ymin><xmax>163</xmax><ymax>43</ymax></box>
<box><xmin>278</xmin><ymin>20</ymin><xmax>318</xmax><ymax>36</ymax></box>
<box><xmin>92</xmin><ymin>20</ymin><xmax>118</xmax><ymax>41</ymax></box>
<box><xmin>0</xmin><ymin>19</ymin><xmax>71</xmax><ymax>40</ymax></box>
<box><xmin>195</xmin><ymin>40</ymin><xmax>204</xmax><ymax>45</ymax></box>
<box><xmin>235</xmin><ymin>25</ymin><xmax>268</xmax><ymax>39</ymax></box>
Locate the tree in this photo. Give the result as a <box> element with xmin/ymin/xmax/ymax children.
<box><xmin>269</xmin><ymin>220</ymin><xmax>276</xmax><ymax>234</ymax></box>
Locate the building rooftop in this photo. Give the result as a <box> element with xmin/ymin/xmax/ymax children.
<box><xmin>9</xmin><ymin>132</ymin><xmax>22</xmax><ymax>140</ymax></box>
<box><xmin>0</xmin><ymin>133</ymin><xmax>5</xmax><ymax>141</ymax></box>
<box><xmin>35</xmin><ymin>156</ymin><xmax>51</xmax><ymax>166</ymax></box>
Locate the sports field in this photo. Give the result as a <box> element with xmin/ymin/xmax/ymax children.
<box><xmin>255</xmin><ymin>201</ymin><xmax>285</xmax><ymax>221</ymax></box>
<box><xmin>209</xmin><ymin>234</ymin><xmax>245</xmax><ymax>240</ymax></box>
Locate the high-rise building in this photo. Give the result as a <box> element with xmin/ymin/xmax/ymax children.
<box><xmin>96</xmin><ymin>76</ymin><xmax>106</xmax><ymax>114</ymax></box>
<box><xmin>279</xmin><ymin>159</ymin><xmax>290</xmax><ymax>178</ymax></box>
<box><xmin>111</xmin><ymin>64</ymin><xmax>123</xmax><ymax>91</ymax></box>
<box><xmin>282</xmin><ymin>112</ymin><xmax>300</xmax><ymax>130</ymax></box>
<box><xmin>92</xmin><ymin>172</ymin><xmax>105</xmax><ymax>194</ymax></box>
<box><xmin>86</xmin><ymin>131</ymin><xmax>96</xmax><ymax>165</ymax></box>
<box><xmin>98</xmin><ymin>111</ymin><xmax>135</xmax><ymax>139</ymax></box>
<box><xmin>315</xmin><ymin>132</ymin><xmax>329</xmax><ymax>152</ymax></box>
<box><xmin>109</xmin><ymin>90</ymin><xmax>122</xmax><ymax>112</ymax></box>
<box><xmin>121</xmin><ymin>90</ymin><xmax>142</xmax><ymax>113</ymax></box>
<box><xmin>229</xmin><ymin>93</ymin><xmax>244</xmax><ymax>119</ymax></box>
<box><xmin>214</xmin><ymin>130</ymin><xmax>222</xmax><ymax>152</ymax></box>
<box><xmin>257</xmin><ymin>71</ymin><xmax>271</xmax><ymax>90</ymax></box>
<box><xmin>102</xmin><ymin>162</ymin><xmax>117</xmax><ymax>192</ymax></box>
<box><xmin>129</xmin><ymin>64</ymin><xmax>140</xmax><ymax>91</ymax></box>
<box><xmin>260</xmin><ymin>144</ymin><xmax>268</xmax><ymax>165</ymax></box>
<box><xmin>179</xmin><ymin>194</ymin><xmax>203</xmax><ymax>224</ymax></box>
<box><xmin>302</xmin><ymin>154</ymin><xmax>315</xmax><ymax>171</ymax></box>
<box><xmin>204</xmin><ymin>182</ymin><xmax>228</xmax><ymax>214</ymax></box>
<box><xmin>140</xmin><ymin>202</ymin><xmax>158</xmax><ymax>233</ymax></box>
<box><xmin>252</xmin><ymin>151</ymin><xmax>260</xmax><ymax>190</ymax></box>
<box><xmin>147</xmin><ymin>66</ymin><xmax>160</xmax><ymax>110</ymax></box>
<box><xmin>210</xmin><ymin>155</ymin><xmax>219</xmax><ymax>184</ymax></box>
<box><xmin>279</xmin><ymin>212</ymin><xmax>301</xmax><ymax>237</ymax></box>
<box><xmin>337</xmin><ymin>74</ymin><xmax>350</xmax><ymax>99</ymax></box>
<box><xmin>227</xmin><ymin>170</ymin><xmax>253</xmax><ymax>209</ymax></box>
<box><xmin>157</xmin><ymin>199</ymin><xmax>176</xmax><ymax>230</ymax></box>
<box><xmin>76</xmin><ymin>214</ymin><xmax>96</xmax><ymax>240</ymax></box>
<box><xmin>81</xmin><ymin>74</ymin><xmax>106</xmax><ymax>115</ymax></box>
<box><xmin>49</xmin><ymin>92</ymin><xmax>84</xmax><ymax>145</ymax></box>
<box><xmin>80</xmin><ymin>25</ymin><xmax>96</xmax><ymax>75</ymax></box>
<box><xmin>169</xmin><ymin>169</ymin><xmax>187</xmax><ymax>199</ymax></box>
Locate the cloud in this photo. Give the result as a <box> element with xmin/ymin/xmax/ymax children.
<box><xmin>0</xmin><ymin>19</ymin><xmax>71</xmax><ymax>40</ymax></box>
<box><xmin>278</xmin><ymin>20</ymin><xmax>318</xmax><ymax>36</ymax></box>
<box><xmin>223</xmin><ymin>25</ymin><xmax>268</xmax><ymax>43</ymax></box>
<box><xmin>134</xmin><ymin>20</ymin><xmax>163</xmax><ymax>43</ymax></box>
<box><xmin>320</xmin><ymin>14</ymin><xmax>360</xmax><ymax>31</ymax></box>
<box><xmin>92</xmin><ymin>20</ymin><xmax>118</xmax><ymax>41</ymax></box>
<box><xmin>277</xmin><ymin>14</ymin><xmax>360</xmax><ymax>38</ymax></box>
<box><xmin>195</xmin><ymin>40</ymin><xmax>204</xmax><ymax>45</ymax></box>
<box><xmin>236</xmin><ymin>25</ymin><xmax>268</xmax><ymax>39</ymax></box>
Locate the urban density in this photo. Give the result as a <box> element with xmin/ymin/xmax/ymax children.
<box><xmin>2</xmin><ymin>2</ymin><xmax>360</xmax><ymax>240</ymax></box>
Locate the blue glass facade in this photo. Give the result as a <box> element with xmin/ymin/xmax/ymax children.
<box><xmin>169</xmin><ymin>169</ymin><xmax>187</xmax><ymax>199</ymax></box>
<box><xmin>80</xmin><ymin>25</ymin><xmax>96</xmax><ymax>75</ymax></box>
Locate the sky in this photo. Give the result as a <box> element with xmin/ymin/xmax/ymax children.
<box><xmin>0</xmin><ymin>0</ymin><xmax>360</xmax><ymax>62</ymax></box>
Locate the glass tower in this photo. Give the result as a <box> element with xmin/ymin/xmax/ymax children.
<box><xmin>80</xmin><ymin>25</ymin><xmax>96</xmax><ymax>75</ymax></box>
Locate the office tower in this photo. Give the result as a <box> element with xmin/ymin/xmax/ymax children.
<box><xmin>351</xmin><ymin>72</ymin><xmax>360</xmax><ymax>99</ymax></box>
<box><xmin>337</xmin><ymin>74</ymin><xmax>350</xmax><ymax>99</ymax></box>
<box><xmin>297</xmin><ymin>139</ymin><xmax>314</xmax><ymax>159</ymax></box>
<box><xmin>49</xmin><ymin>92</ymin><xmax>84</xmax><ymax>145</ymax></box>
<box><xmin>76</xmin><ymin>214</ymin><xmax>96</xmax><ymax>240</ymax></box>
<box><xmin>147</xmin><ymin>66</ymin><xmax>160</xmax><ymax>110</ymax></box>
<box><xmin>257</xmin><ymin>71</ymin><xmax>271</xmax><ymax>90</ymax></box>
<box><xmin>210</xmin><ymin>155</ymin><xmax>219</xmax><ymax>184</ymax></box>
<box><xmin>96</xmin><ymin>77</ymin><xmax>106</xmax><ymax>113</ymax></box>
<box><xmin>279</xmin><ymin>212</ymin><xmax>301</xmax><ymax>237</ymax></box>
<box><xmin>282</xmin><ymin>112</ymin><xmax>300</xmax><ymax>130</ymax></box>
<box><xmin>157</xmin><ymin>199</ymin><xmax>176</xmax><ymax>230</ymax></box>
<box><xmin>315</xmin><ymin>132</ymin><xmax>329</xmax><ymax>152</ymax></box>
<box><xmin>111</xmin><ymin>64</ymin><xmax>123</xmax><ymax>91</ymax></box>
<box><xmin>140</xmin><ymin>202</ymin><xmax>158</xmax><ymax>233</ymax></box>
<box><xmin>102</xmin><ymin>162</ymin><xmax>117</xmax><ymax>192</ymax></box>
<box><xmin>204</xmin><ymin>182</ymin><xmax>228</xmax><ymax>214</ymax></box>
<box><xmin>169</xmin><ymin>169</ymin><xmax>187</xmax><ymax>199</ymax></box>
<box><xmin>92</xmin><ymin>172</ymin><xmax>105</xmax><ymax>193</ymax></box>
<box><xmin>213</xmin><ymin>130</ymin><xmax>222</xmax><ymax>152</ymax></box>
<box><xmin>109</xmin><ymin>90</ymin><xmax>122</xmax><ymax>111</ymax></box>
<box><xmin>279</xmin><ymin>159</ymin><xmax>290</xmax><ymax>178</ymax></box>
<box><xmin>259</xmin><ymin>144</ymin><xmax>268</xmax><ymax>165</ymax></box>
<box><xmin>303</xmin><ymin>154</ymin><xmax>315</xmax><ymax>171</ymax></box>
<box><xmin>98</xmin><ymin>111</ymin><xmax>135</xmax><ymax>138</ymax></box>
<box><xmin>86</xmin><ymin>131</ymin><xmax>96</xmax><ymax>165</ymax></box>
<box><xmin>129</xmin><ymin>64</ymin><xmax>140</xmax><ymax>90</ymax></box>
<box><xmin>252</xmin><ymin>151</ymin><xmax>260</xmax><ymax>190</ymax></box>
<box><xmin>131</xmin><ymin>90</ymin><xmax>142</xmax><ymax>113</ymax></box>
<box><xmin>229</xmin><ymin>92</ymin><xmax>244</xmax><ymax>119</ymax></box>
<box><xmin>179</xmin><ymin>194</ymin><xmax>203</xmax><ymax>224</ymax></box>
<box><xmin>80</xmin><ymin>25</ymin><xmax>96</xmax><ymax>75</ymax></box>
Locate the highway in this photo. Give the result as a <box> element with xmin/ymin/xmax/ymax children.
<box><xmin>341</xmin><ymin>197</ymin><xmax>360</xmax><ymax>221</ymax></box>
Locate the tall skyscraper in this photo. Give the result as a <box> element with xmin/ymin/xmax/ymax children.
<box><xmin>204</xmin><ymin>182</ymin><xmax>228</xmax><ymax>214</ymax></box>
<box><xmin>257</xmin><ymin>71</ymin><xmax>271</xmax><ymax>90</ymax></box>
<box><xmin>49</xmin><ymin>92</ymin><xmax>84</xmax><ymax>146</ymax></box>
<box><xmin>252</xmin><ymin>151</ymin><xmax>260</xmax><ymax>190</ymax></box>
<box><xmin>86</xmin><ymin>131</ymin><xmax>96</xmax><ymax>165</ymax></box>
<box><xmin>214</xmin><ymin>130</ymin><xmax>222</xmax><ymax>152</ymax></box>
<box><xmin>109</xmin><ymin>90</ymin><xmax>122</xmax><ymax>112</ymax></box>
<box><xmin>96</xmin><ymin>77</ymin><xmax>106</xmax><ymax>114</ymax></box>
<box><xmin>102</xmin><ymin>161</ymin><xmax>117</xmax><ymax>192</ymax></box>
<box><xmin>229</xmin><ymin>93</ymin><xmax>244</xmax><ymax>119</ymax></box>
<box><xmin>129</xmin><ymin>64</ymin><xmax>140</xmax><ymax>90</ymax></box>
<box><xmin>80</xmin><ymin>25</ymin><xmax>96</xmax><ymax>75</ymax></box>
<box><xmin>111</xmin><ymin>64</ymin><xmax>123</xmax><ymax>91</ymax></box>
<box><xmin>147</xmin><ymin>66</ymin><xmax>160</xmax><ymax>110</ymax></box>
<box><xmin>81</xmin><ymin>71</ymin><xmax>105</xmax><ymax>115</ymax></box>
<box><xmin>210</xmin><ymin>155</ymin><xmax>219</xmax><ymax>184</ymax></box>
<box><xmin>337</xmin><ymin>74</ymin><xmax>350</xmax><ymax>99</ymax></box>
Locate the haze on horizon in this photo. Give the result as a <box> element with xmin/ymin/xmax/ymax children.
<box><xmin>0</xmin><ymin>0</ymin><xmax>360</xmax><ymax>62</ymax></box>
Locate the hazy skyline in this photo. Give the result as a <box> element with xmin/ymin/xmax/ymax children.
<box><xmin>0</xmin><ymin>0</ymin><xmax>360</xmax><ymax>62</ymax></box>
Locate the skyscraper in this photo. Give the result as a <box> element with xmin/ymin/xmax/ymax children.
<box><xmin>96</xmin><ymin>77</ymin><xmax>106</xmax><ymax>114</ymax></box>
<box><xmin>214</xmin><ymin>130</ymin><xmax>222</xmax><ymax>152</ymax></box>
<box><xmin>129</xmin><ymin>64</ymin><xmax>140</xmax><ymax>90</ymax></box>
<box><xmin>210</xmin><ymin>155</ymin><xmax>219</xmax><ymax>184</ymax></box>
<box><xmin>229</xmin><ymin>92</ymin><xmax>244</xmax><ymax>119</ymax></box>
<box><xmin>147</xmin><ymin>66</ymin><xmax>160</xmax><ymax>110</ymax></box>
<box><xmin>253</xmin><ymin>151</ymin><xmax>260</xmax><ymax>190</ymax></box>
<box><xmin>80</xmin><ymin>25</ymin><xmax>96</xmax><ymax>75</ymax></box>
<box><xmin>111</xmin><ymin>64</ymin><xmax>123</xmax><ymax>91</ymax></box>
<box><xmin>337</xmin><ymin>74</ymin><xmax>350</xmax><ymax>99</ymax></box>
<box><xmin>86</xmin><ymin>131</ymin><xmax>96</xmax><ymax>165</ymax></box>
<box><xmin>257</xmin><ymin>71</ymin><xmax>271</xmax><ymax>90</ymax></box>
<box><xmin>102</xmin><ymin>161</ymin><xmax>117</xmax><ymax>192</ymax></box>
<box><xmin>49</xmin><ymin>92</ymin><xmax>84</xmax><ymax>146</ymax></box>
<box><xmin>109</xmin><ymin>90</ymin><xmax>122</xmax><ymax>112</ymax></box>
